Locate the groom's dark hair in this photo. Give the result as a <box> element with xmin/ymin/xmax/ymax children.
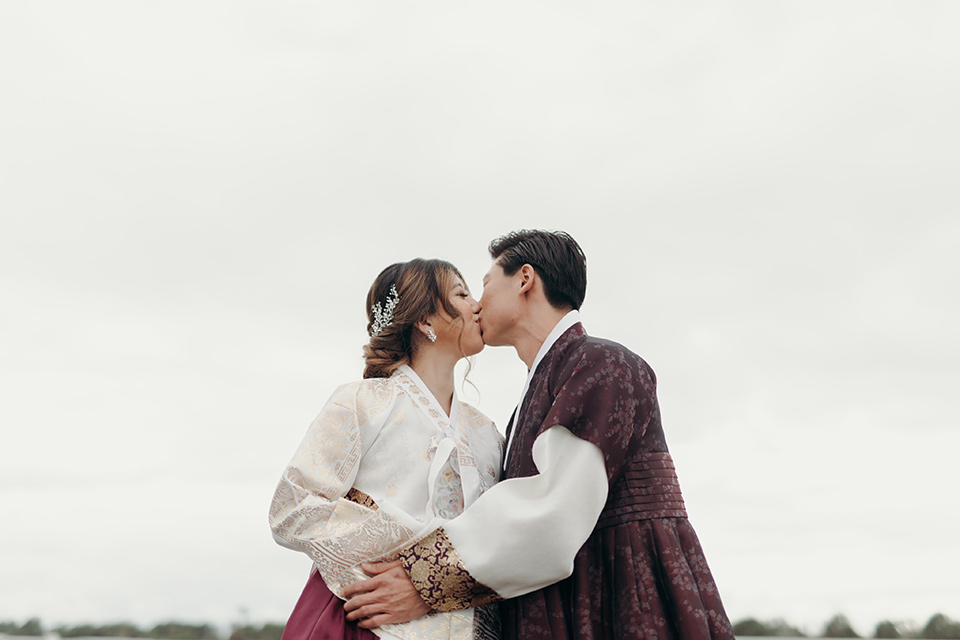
<box><xmin>488</xmin><ymin>229</ymin><xmax>587</xmax><ymax>310</ymax></box>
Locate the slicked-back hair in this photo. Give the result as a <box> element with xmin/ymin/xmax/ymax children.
<box><xmin>488</xmin><ymin>229</ymin><xmax>586</xmax><ymax>310</ymax></box>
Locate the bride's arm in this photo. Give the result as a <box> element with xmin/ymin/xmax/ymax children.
<box><xmin>269</xmin><ymin>384</ymin><xmax>424</xmax><ymax>596</ymax></box>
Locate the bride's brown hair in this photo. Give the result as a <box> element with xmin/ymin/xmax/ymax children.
<box><xmin>362</xmin><ymin>258</ymin><xmax>469</xmax><ymax>379</ymax></box>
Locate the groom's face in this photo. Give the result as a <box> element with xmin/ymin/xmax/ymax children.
<box><xmin>479</xmin><ymin>261</ymin><xmax>520</xmax><ymax>346</ymax></box>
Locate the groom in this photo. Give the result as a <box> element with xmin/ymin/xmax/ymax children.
<box><xmin>343</xmin><ymin>230</ymin><xmax>734</xmax><ymax>639</ymax></box>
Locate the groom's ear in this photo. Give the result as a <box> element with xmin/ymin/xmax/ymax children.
<box><xmin>518</xmin><ymin>264</ymin><xmax>536</xmax><ymax>295</ymax></box>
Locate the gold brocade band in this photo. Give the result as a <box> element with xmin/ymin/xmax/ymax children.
<box><xmin>398</xmin><ymin>528</ymin><xmax>502</xmax><ymax>612</ymax></box>
<box><xmin>345</xmin><ymin>488</ymin><xmax>378</xmax><ymax>510</ymax></box>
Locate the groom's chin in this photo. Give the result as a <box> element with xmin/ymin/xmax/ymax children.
<box><xmin>480</xmin><ymin>328</ymin><xmax>504</xmax><ymax>347</ymax></box>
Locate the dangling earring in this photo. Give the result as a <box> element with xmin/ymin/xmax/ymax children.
<box><xmin>426</xmin><ymin>328</ymin><xmax>437</xmax><ymax>343</ymax></box>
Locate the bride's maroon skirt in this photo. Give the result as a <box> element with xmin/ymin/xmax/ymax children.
<box><xmin>281</xmin><ymin>570</ymin><xmax>378</xmax><ymax>640</ymax></box>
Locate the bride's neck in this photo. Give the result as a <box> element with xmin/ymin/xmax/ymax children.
<box><xmin>409</xmin><ymin>352</ymin><xmax>457</xmax><ymax>416</ymax></box>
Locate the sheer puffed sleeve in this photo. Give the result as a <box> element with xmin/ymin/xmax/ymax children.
<box><xmin>398</xmin><ymin>425</ymin><xmax>608</xmax><ymax>609</ymax></box>
<box><xmin>269</xmin><ymin>382</ymin><xmax>419</xmax><ymax>595</ymax></box>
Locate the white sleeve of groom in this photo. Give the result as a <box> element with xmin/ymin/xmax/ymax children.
<box><xmin>442</xmin><ymin>424</ymin><xmax>609</xmax><ymax>599</ymax></box>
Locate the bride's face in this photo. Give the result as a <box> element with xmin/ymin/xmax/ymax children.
<box><xmin>434</xmin><ymin>277</ymin><xmax>484</xmax><ymax>357</ymax></box>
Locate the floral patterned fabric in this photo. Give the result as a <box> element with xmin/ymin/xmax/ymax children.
<box><xmin>400</xmin><ymin>528</ymin><xmax>502</xmax><ymax>612</ymax></box>
<box><xmin>499</xmin><ymin>323</ymin><xmax>734</xmax><ymax>640</ymax></box>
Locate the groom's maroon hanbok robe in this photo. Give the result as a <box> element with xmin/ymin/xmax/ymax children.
<box><xmin>400</xmin><ymin>322</ymin><xmax>734</xmax><ymax>639</ymax></box>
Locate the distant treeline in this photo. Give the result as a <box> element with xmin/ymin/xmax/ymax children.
<box><xmin>732</xmin><ymin>613</ymin><xmax>960</xmax><ymax>639</ymax></box>
<box><xmin>0</xmin><ymin>622</ymin><xmax>281</xmax><ymax>640</ymax></box>
<box><xmin>2</xmin><ymin>613</ymin><xmax>959</xmax><ymax>640</ymax></box>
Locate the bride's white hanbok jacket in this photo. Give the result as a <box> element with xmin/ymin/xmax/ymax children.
<box><xmin>270</xmin><ymin>365</ymin><xmax>503</xmax><ymax>640</ymax></box>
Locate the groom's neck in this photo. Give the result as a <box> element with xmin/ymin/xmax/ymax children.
<box><xmin>514</xmin><ymin>306</ymin><xmax>570</xmax><ymax>370</ymax></box>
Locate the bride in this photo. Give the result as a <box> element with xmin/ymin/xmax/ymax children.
<box><xmin>269</xmin><ymin>258</ymin><xmax>503</xmax><ymax>640</ymax></box>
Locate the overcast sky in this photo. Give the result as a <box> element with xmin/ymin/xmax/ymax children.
<box><xmin>1</xmin><ymin>1</ymin><xmax>958</xmax><ymax>636</ymax></box>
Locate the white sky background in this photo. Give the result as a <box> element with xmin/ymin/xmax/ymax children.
<box><xmin>1</xmin><ymin>1</ymin><xmax>959</xmax><ymax>635</ymax></box>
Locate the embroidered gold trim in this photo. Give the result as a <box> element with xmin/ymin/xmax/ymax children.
<box><xmin>399</xmin><ymin>528</ymin><xmax>502</xmax><ymax>612</ymax></box>
<box><xmin>345</xmin><ymin>488</ymin><xmax>378</xmax><ymax>510</ymax></box>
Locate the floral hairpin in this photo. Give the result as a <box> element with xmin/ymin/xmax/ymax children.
<box><xmin>370</xmin><ymin>284</ymin><xmax>400</xmax><ymax>337</ymax></box>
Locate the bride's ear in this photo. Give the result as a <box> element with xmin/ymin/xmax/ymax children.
<box><xmin>415</xmin><ymin>318</ymin><xmax>429</xmax><ymax>336</ymax></box>
<box><xmin>415</xmin><ymin>318</ymin><xmax>436</xmax><ymax>342</ymax></box>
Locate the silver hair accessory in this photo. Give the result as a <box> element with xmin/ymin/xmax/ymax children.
<box><xmin>426</xmin><ymin>328</ymin><xmax>437</xmax><ymax>343</ymax></box>
<box><xmin>370</xmin><ymin>284</ymin><xmax>400</xmax><ymax>337</ymax></box>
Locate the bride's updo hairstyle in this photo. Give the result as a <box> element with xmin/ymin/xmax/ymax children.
<box><xmin>362</xmin><ymin>258</ymin><xmax>468</xmax><ymax>379</ymax></box>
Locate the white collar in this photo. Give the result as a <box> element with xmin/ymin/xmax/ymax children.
<box><xmin>396</xmin><ymin>363</ymin><xmax>459</xmax><ymax>424</ymax></box>
<box><xmin>505</xmin><ymin>309</ymin><xmax>581</xmax><ymax>457</ymax></box>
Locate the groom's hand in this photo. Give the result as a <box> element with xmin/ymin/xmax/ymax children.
<box><xmin>342</xmin><ymin>560</ymin><xmax>430</xmax><ymax>628</ymax></box>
